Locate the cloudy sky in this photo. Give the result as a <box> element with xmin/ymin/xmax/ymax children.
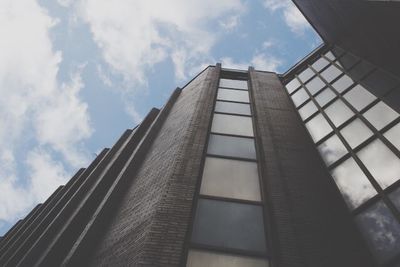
<box><xmin>0</xmin><ymin>0</ymin><xmax>320</xmax><ymax>235</ymax></box>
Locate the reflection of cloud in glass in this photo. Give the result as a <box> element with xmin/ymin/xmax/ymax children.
<box><xmin>355</xmin><ymin>200</ymin><xmax>400</xmax><ymax>263</ymax></box>
<box><xmin>317</xmin><ymin>135</ymin><xmax>347</xmax><ymax>165</ymax></box>
<box><xmin>358</xmin><ymin>139</ymin><xmax>400</xmax><ymax>189</ymax></box>
<box><xmin>305</xmin><ymin>113</ymin><xmax>332</xmax><ymax>142</ymax></box>
<box><xmin>320</xmin><ymin>64</ymin><xmax>341</xmax><ymax>82</ymax></box>
<box><xmin>343</xmin><ymin>84</ymin><xmax>376</xmax><ymax>111</ymax></box>
<box><xmin>363</xmin><ymin>101</ymin><xmax>398</xmax><ymax>130</ymax></box>
<box><xmin>331</xmin><ymin>158</ymin><xmax>377</xmax><ymax>209</ymax></box>
<box><xmin>384</xmin><ymin>122</ymin><xmax>400</xmax><ymax>151</ymax></box>
<box><xmin>340</xmin><ymin>118</ymin><xmax>373</xmax><ymax>148</ymax></box>
<box><xmin>325</xmin><ymin>99</ymin><xmax>354</xmax><ymax>127</ymax></box>
<box><xmin>331</xmin><ymin>74</ymin><xmax>353</xmax><ymax>93</ymax></box>
<box><xmin>292</xmin><ymin>88</ymin><xmax>309</xmax><ymax>107</ymax></box>
<box><xmin>305</xmin><ymin>76</ymin><xmax>325</xmax><ymax>95</ymax></box>
<box><xmin>389</xmin><ymin>187</ymin><xmax>400</xmax><ymax>211</ymax></box>
<box><xmin>298</xmin><ymin>101</ymin><xmax>317</xmax><ymax>120</ymax></box>
<box><xmin>315</xmin><ymin>88</ymin><xmax>335</xmax><ymax>107</ymax></box>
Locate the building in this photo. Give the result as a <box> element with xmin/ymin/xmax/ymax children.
<box><xmin>1</xmin><ymin>1</ymin><xmax>400</xmax><ymax>267</ymax></box>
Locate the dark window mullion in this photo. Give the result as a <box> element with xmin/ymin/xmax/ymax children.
<box><xmin>317</xmin><ymin>67</ymin><xmax>400</xmax><ymax>160</ymax></box>
<box><xmin>304</xmin><ymin>66</ymin><xmax>399</xmax><ymax>218</ymax></box>
<box><xmin>309</xmin><ymin>65</ymin><xmax>400</xmax><ymax>224</ymax></box>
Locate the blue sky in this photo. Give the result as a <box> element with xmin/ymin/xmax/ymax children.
<box><xmin>0</xmin><ymin>0</ymin><xmax>321</xmax><ymax>235</ymax></box>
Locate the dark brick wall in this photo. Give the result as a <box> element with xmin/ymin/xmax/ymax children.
<box><xmin>250</xmin><ymin>70</ymin><xmax>374</xmax><ymax>267</ymax></box>
<box><xmin>87</xmin><ymin>66</ymin><xmax>219</xmax><ymax>267</ymax></box>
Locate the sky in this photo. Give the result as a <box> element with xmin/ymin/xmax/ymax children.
<box><xmin>0</xmin><ymin>0</ymin><xmax>321</xmax><ymax>235</ymax></box>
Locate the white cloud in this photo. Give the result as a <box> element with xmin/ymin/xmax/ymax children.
<box><xmin>221</xmin><ymin>52</ymin><xmax>282</xmax><ymax>72</ymax></box>
<box><xmin>75</xmin><ymin>0</ymin><xmax>244</xmax><ymax>85</ymax></box>
<box><xmin>263</xmin><ymin>0</ymin><xmax>309</xmax><ymax>34</ymax></box>
<box><xmin>219</xmin><ymin>15</ymin><xmax>241</xmax><ymax>31</ymax></box>
<box><xmin>0</xmin><ymin>0</ymin><xmax>92</xmax><ymax>224</ymax></box>
<box><xmin>26</xmin><ymin>149</ymin><xmax>69</xmax><ymax>201</ymax></box>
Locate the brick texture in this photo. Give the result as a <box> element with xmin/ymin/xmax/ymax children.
<box><xmin>86</xmin><ymin>66</ymin><xmax>219</xmax><ymax>267</ymax></box>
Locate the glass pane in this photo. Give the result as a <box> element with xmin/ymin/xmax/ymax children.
<box><xmin>191</xmin><ymin>199</ymin><xmax>267</xmax><ymax>253</ymax></box>
<box><xmin>187</xmin><ymin>250</ymin><xmax>269</xmax><ymax>267</ymax></box>
<box><xmin>298</xmin><ymin>101</ymin><xmax>318</xmax><ymax>120</ymax></box>
<box><xmin>357</xmin><ymin>139</ymin><xmax>400</xmax><ymax>189</ymax></box>
<box><xmin>355</xmin><ymin>201</ymin><xmax>400</xmax><ymax>264</ymax></box>
<box><xmin>317</xmin><ymin>135</ymin><xmax>348</xmax><ymax>166</ymax></box>
<box><xmin>384</xmin><ymin>123</ymin><xmax>400</xmax><ymax>151</ymax></box>
<box><xmin>361</xmin><ymin>69</ymin><xmax>399</xmax><ymax>97</ymax></box>
<box><xmin>217</xmin><ymin>88</ymin><xmax>249</xmax><ymax>103</ymax></box>
<box><xmin>207</xmin><ymin>134</ymin><xmax>256</xmax><ymax>160</ymax></box>
<box><xmin>338</xmin><ymin>53</ymin><xmax>358</xmax><ymax>70</ymax></box>
<box><xmin>331</xmin><ymin>158</ymin><xmax>377</xmax><ymax>209</ymax></box>
<box><xmin>298</xmin><ymin>68</ymin><xmax>314</xmax><ymax>83</ymax></box>
<box><xmin>286</xmin><ymin>78</ymin><xmax>301</xmax><ymax>94</ymax></box>
<box><xmin>220</xmin><ymin>78</ymin><xmax>248</xmax><ymax>90</ymax></box>
<box><xmin>325</xmin><ymin>51</ymin><xmax>335</xmax><ymax>61</ymax></box>
<box><xmin>340</xmin><ymin>119</ymin><xmax>373</xmax><ymax>148</ymax></box>
<box><xmin>291</xmin><ymin>88</ymin><xmax>309</xmax><ymax>107</ymax></box>
<box><xmin>331</xmin><ymin>74</ymin><xmax>354</xmax><ymax>93</ymax></box>
<box><xmin>305</xmin><ymin>113</ymin><xmax>332</xmax><ymax>142</ymax></box>
<box><xmin>200</xmin><ymin>157</ymin><xmax>261</xmax><ymax>201</ymax></box>
<box><xmin>325</xmin><ymin>99</ymin><xmax>354</xmax><ymax>127</ymax></box>
<box><xmin>320</xmin><ymin>65</ymin><xmax>342</xmax><ymax>82</ymax></box>
<box><xmin>315</xmin><ymin>88</ymin><xmax>336</xmax><ymax>107</ymax></box>
<box><xmin>348</xmin><ymin>60</ymin><xmax>374</xmax><ymax>81</ymax></box>
<box><xmin>211</xmin><ymin>114</ymin><xmax>254</xmax><ymax>137</ymax></box>
<box><xmin>389</xmin><ymin>186</ymin><xmax>400</xmax><ymax>211</ymax></box>
<box><xmin>215</xmin><ymin>101</ymin><xmax>251</xmax><ymax>116</ymax></box>
<box><xmin>312</xmin><ymin>57</ymin><xmax>329</xmax><ymax>72</ymax></box>
<box><xmin>363</xmin><ymin>102</ymin><xmax>398</xmax><ymax>130</ymax></box>
<box><xmin>343</xmin><ymin>85</ymin><xmax>376</xmax><ymax>111</ymax></box>
<box><xmin>305</xmin><ymin>76</ymin><xmax>325</xmax><ymax>95</ymax></box>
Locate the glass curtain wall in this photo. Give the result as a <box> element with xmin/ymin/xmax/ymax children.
<box><xmin>186</xmin><ymin>75</ymin><xmax>270</xmax><ymax>267</ymax></box>
<box><xmin>285</xmin><ymin>47</ymin><xmax>400</xmax><ymax>266</ymax></box>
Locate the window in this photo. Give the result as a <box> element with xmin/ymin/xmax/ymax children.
<box><xmin>317</xmin><ymin>135</ymin><xmax>347</xmax><ymax>166</ymax></box>
<box><xmin>217</xmin><ymin>88</ymin><xmax>250</xmax><ymax>103</ymax></box>
<box><xmin>312</xmin><ymin>57</ymin><xmax>329</xmax><ymax>71</ymax></box>
<box><xmin>389</xmin><ymin>187</ymin><xmax>400</xmax><ymax>210</ymax></box>
<box><xmin>324</xmin><ymin>51</ymin><xmax>336</xmax><ymax>61</ymax></box>
<box><xmin>340</xmin><ymin>119</ymin><xmax>373</xmax><ymax>148</ymax></box>
<box><xmin>331</xmin><ymin>74</ymin><xmax>354</xmax><ymax>93</ymax></box>
<box><xmin>384</xmin><ymin>123</ymin><xmax>400</xmax><ymax>151</ymax></box>
<box><xmin>331</xmin><ymin>158</ymin><xmax>377</xmax><ymax>210</ymax></box>
<box><xmin>291</xmin><ymin>88</ymin><xmax>309</xmax><ymax>107</ymax></box>
<box><xmin>315</xmin><ymin>88</ymin><xmax>336</xmax><ymax>107</ymax></box>
<box><xmin>305</xmin><ymin>113</ymin><xmax>332</xmax><ymax>142</ymax></box>
<box><xmin>187</xmin><ymin>250</ymin><xmax>269</xmax><ymax>267</ymax></box>
<box><xmin>357</xmin><ymin>139</ymin><xmax>400</xmax><ymax>189</ymax></box>
<box><xmin>191</xmin><ymin>199</ymin><xmax>267</xmax><ymax>253</ymax></box>
<box><xmin>215</xmin><ymin>101</ymin><xmax>251</xmax><ymax>116</ymax></box>
<box><xmin>325</xmin><ymin>99</ymin><xmax>354</xmax><ymax>127</ymax></box>
<box><xmin>305</xmin><ymin>76</ymin><xmax>325</xmax><ymax>95</ymax></box>
<box><xmin>363</xmin><ymin>102</ymin><xmax>398</xmax><ymax>130</ymax></box>
<box><xmin>355</xmin><ymin>201</ymin><xmax>400</xmax><ymax>264</ymax></box>
<box><xmin>298</xmin><ymin>68</ymin><xmax>314</xmax><ymax>82</ymax></box>
<box><xmin>320</xmin><ymin>65</ymin><xmax>342</xmax><ymax>82</ymax></box>
<box><xmin>343</xmin><ymin>85</ymin><xmax>376</xmax><ymax>111</ymax></box>
<box><xmin>220</xmin><ymin>78</ymin><xmax>248</xmax><ymax>90</ymax></box>
<box><xmin>200</xmin><ymin>157</ymin><xmax>261</xmax><ymax>201</ymax></box>
<box><xmin>211</xmin><ymin>114</ymin><xmax>254</xmax><ymax>137</ymax></box>
<box><xmin>298</xmin><ymin>101</ymin><xmax>318</xmax><ymax>120</ymax></box>
<box><xmin>286</xmin><ymin>78</ymin><xmax>301</xmax><ymax>94</ymax></box>
<box><xmin>207</xmin><ymin>134</ymin><xmax>256</xmax><ymax>160</ymax></box>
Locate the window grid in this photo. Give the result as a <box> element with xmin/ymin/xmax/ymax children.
<box><xmin>185</xmin><ymin>75</ymin><xmax>269</xmax><ymax>266</ymax></box>
<box><xmin>285</xmin><ymin>49</ymin><xmax>400</xmax><ymax>265</ymax></box>
<box><xmin>307</xmin><ymin>58</ymin><xmax>400</xmax><ymax>218</ymax></box>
